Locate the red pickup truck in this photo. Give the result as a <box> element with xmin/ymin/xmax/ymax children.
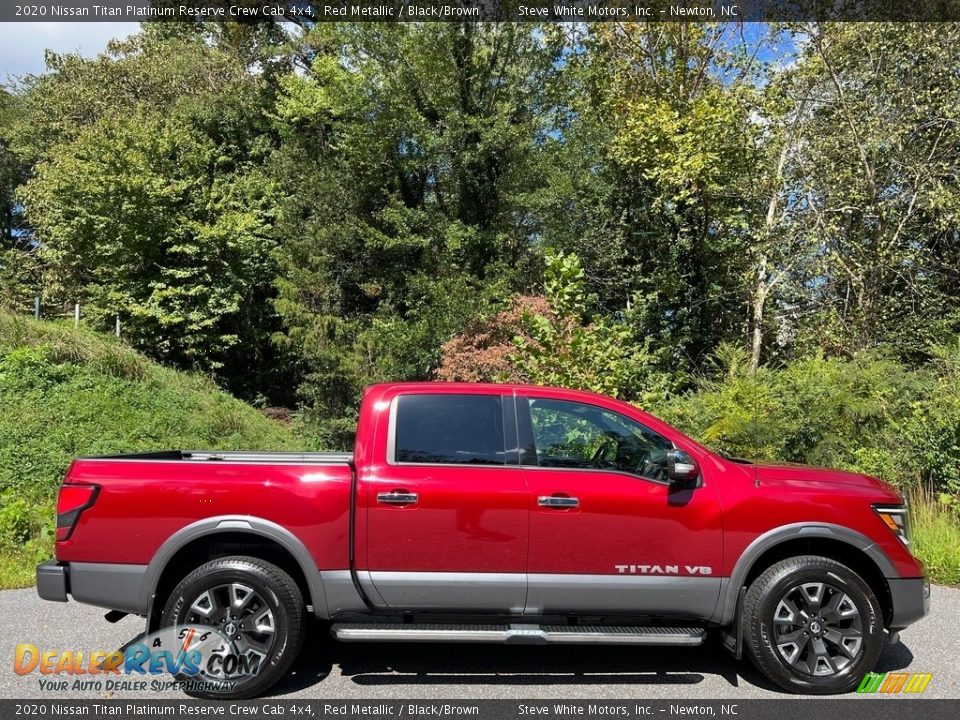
<box><xmin>36</xmin><ymin>382</ymin><xmax>928</xmax><ymax>698</ymax></box>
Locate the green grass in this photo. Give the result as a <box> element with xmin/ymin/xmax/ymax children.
<box><xmin>0</xmin><ymin>311</ymin><xmax>308</xmax><ymax>588</ymax></box>
<box><xmin>0</xmin><ymin>549</ymin><xmax>39</xmax><ymax>589</ymax></box>
<box><xmin>909</xmin><ymin>487</ymin><xmax>960</xmax><ymax>587</ymax></box>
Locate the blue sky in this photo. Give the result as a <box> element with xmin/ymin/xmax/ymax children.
<box><xmin>0</xmin><ymin>22</ymin><xmax>138</xmax><ymax>82</ymax></box>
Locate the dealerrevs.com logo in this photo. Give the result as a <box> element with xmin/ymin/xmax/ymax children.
<box><xmin>857</xmin><ymin>671</ymin><xmax>933</xmax><ymax>694</ymax></box>
<box><xmin>13</xmin><ymin>625</ymin><xmax>263</xmax><ymax>693</ymax></box>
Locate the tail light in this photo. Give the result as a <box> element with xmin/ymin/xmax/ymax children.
<box><xmin>56</xmin><ymin>484</ymin><xmax>99</xmax><ymax>541</ymax></box>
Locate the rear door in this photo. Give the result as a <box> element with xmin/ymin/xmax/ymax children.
<box><xmin>360</xmin><ymin>391</ymin><xmax>529</xmax><ymax>612</ymax></box>
<box><xmin>518</xmin><ymin>394</ymin><xmax>723</xmax><ymax>618</ymax></box>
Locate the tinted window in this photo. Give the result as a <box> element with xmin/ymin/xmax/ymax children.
<box><xmin>394</xmin><ymin>394</ymin><xmax>506</xmax><ymax>465</ymax></box>
<box><xmin>525</xmin><ymin>398</ymin><xmax>672</xmax><ymax>481</ymax></box>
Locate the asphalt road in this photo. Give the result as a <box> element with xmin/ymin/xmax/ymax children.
<box><xmin>2</xmin><ymin>585</ymin><xmax>957</xmax><ymax>700</ymax></box>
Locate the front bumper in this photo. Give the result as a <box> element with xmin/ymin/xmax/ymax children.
<box><xmin>887</xmin><ymin>576</ymin><xmax>931</xmax><ymax>630</ymax></box>
<box><xmin>36</xmin><ymin>560</ymin><xmax>69</xmax><ymax>602</ymax></box>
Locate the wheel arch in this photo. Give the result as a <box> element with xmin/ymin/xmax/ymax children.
<box><xmin>715</xmin><ymin>523</ymin><xmax>896</xmax><ymax>627</ymax></box>
<box><xmin>143</xmin><ymin>516</ymin><xmax>329</xmax><ymax>632</ymax></box>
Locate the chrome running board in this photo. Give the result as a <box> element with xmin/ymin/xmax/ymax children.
<box><xmin>331</xmin><ymin>623</ymin><xmax>706</xmax><ymax>646</ymax></box>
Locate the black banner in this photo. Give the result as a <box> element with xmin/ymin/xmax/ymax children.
<box><xmin>2</xmin><ymin>700</ymin><xmax>959</xmax><ymax>720</ymax></box>
<box><xmin>3</xmin><ymin>0</ymin><xmax>960</xmax><ymax>23</ymax></box>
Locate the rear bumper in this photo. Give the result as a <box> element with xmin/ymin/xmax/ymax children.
<box><xmin>887</xmin><ymin>576</ymin><xmax>931</xmax><ymax>630</ymax></box>
<box><xmin>36</xmin><ymin>561</ymin><xmax>148</xmax><ymax>614</ymax></box>
<box><xmin>36</xmin><ymin>560</ymin><xmax>69</xmax><ymax>602</ymax></box>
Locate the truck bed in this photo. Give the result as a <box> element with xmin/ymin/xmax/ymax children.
<box><xmin>58</xmin><ymin>452</ymin><xmax>355</xmax><ymax>567</ymax></box>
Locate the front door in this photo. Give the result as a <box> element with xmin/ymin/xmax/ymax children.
<box><xmin>518</xmin><ymin>394</ymin><xmax>723</xmax><ymax>619</ymax></box>
<box><xmin>361</xmin><ymin>391</ymin><xmax>529</xmax><ymax>612</ymax></box>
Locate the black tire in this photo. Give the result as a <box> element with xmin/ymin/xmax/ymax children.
<box><xmin>742</xmin><ymin>555</ymin><xmax>883</xmax><ymax>694</ymax></box>
<box><xmin>161</xmin><ymin>556</ymin><xmax>304</xmax><ymax>700</ymax></box>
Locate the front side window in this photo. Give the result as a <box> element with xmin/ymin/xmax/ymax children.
<box><xmin>394</xmin><ymin>394</ymin><xmax>506</xmax><ymax>466</ymax></box>
<box><xmin>524</xmin><ymin>398</ymin><xmax>672</xmax><ymax>481</ymax></box>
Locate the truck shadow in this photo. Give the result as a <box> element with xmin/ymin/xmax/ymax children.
<box><xmin>267</xmin><ymin>622</ymin><xmax>916</xmax><ymax>697</ymax></box>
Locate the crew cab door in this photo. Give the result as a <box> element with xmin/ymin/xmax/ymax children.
<box><xmin>517</xmin><ymin>394</ymin><xmax>723</xmax><ymax>618</ymax></box>
<box><xmin>358</xmin><ymin>391</ymin><xmax>529</xmax><ymax>612</ymax></box>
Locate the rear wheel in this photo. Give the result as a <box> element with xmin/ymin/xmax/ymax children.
<box><xmin>161</xmin><ymin>556</ymin><xmax>304</xmax><ymax>699</ymax></box>
<box><xmin>743</xmin><ymin>555</ymin><xmax>883</xmax><ymax>694</ymax></box>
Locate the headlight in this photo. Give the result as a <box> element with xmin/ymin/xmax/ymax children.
<box><xmin>874</xmin><ymin>503</ymin><xmax>911</xmax><ymax>546</ymax></box>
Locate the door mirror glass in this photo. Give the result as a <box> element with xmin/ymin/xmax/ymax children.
<box><xmin>667</xmin><ymin>449</ymin><xmax>701</xmax><ymax>486</ymax></box>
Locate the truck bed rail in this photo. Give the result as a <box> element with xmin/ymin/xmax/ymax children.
<box><xmin>86</xmin><ymin>450</ymin><xmax>354</xmax><ymax>464</ymax></box>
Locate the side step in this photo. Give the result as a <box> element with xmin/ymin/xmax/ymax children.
<box><xmin>331</xmin><ymin>623</ymin><xmax>705</xmax><ymax>646</ymax></box>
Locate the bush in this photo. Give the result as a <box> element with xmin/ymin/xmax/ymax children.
<box><xmin>0</xmin><ymin>311</ymin><xmax>307</xmax><ymax>588</ymax></box>
<box><xmin>437</xmin><ymin>295</ymin><xmax>552</xmax><ymax>383</ymax></box>
<box><xmin>649</xmin><ymin>346</ymin><xmax>960</xmax><ymax>584</ymax></box>
<box><xmin>511</xmin><ymin>253</ymin><xmax>680</xmax><ymax>403</ymax></box>
<box><xmin>655</xmin><ymin>345</ymin><xmax>960</xmax><ymax>497</ymax></box>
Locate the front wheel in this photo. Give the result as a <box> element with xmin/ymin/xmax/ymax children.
<box><xmin>742</xmin><ymin>555</ymin><xmax>883</xmax><ymax>694</ymax></box>
<box><xmin>161</xmin><ymin>556</ymin><xmax>305</xmax><ymax>699</ymax></box>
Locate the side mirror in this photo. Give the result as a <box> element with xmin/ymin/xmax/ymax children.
<box><xmin>667</xmin><ymin>449</ymin><xmax>700</xmax><ymax>486</ymax></box>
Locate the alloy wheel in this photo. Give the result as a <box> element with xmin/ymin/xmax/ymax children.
<box><xmin>181</xmin><ymin>582</ymin><xmax>277</xmax><ymax>679</ymax></box>
<box><xmin>772</xmin><ymin>581</ymin><xmax>863</xmax><ymax>677</ymax></box>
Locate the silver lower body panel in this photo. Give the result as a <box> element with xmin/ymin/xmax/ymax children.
<box><xmin>320</xmin><ymin>570</ymin><xmax>721</xmax><ymax>619</ymax></box>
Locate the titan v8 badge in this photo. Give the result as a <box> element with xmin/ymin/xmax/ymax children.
<box><xmin>614</xmin><ymin>565</ymin><xmax>713</xmax><ymax>575</ymax></box>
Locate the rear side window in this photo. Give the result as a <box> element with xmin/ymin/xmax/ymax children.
<box><xmin>393</xmin><ymin>394</ymin><xmax>506</xmax><ymax>466</ymax></box>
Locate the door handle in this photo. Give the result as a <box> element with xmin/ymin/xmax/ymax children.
<box><xmin>538</xmin><ymin>495</ymin><xmax>579</xmax><ymax>509</ymax></box>
<box><xmin>377</xmin><ymin>491</ymin><xmax>419</xmax><ymax>505</ymax></box>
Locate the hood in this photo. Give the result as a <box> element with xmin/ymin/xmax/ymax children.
<box><xmin>751</xmin><ymin>461</ymin><xmax>902</xmax><ymax>499</ymax></box>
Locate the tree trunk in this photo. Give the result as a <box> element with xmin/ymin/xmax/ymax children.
<box><xmin>749</xmin><ymin>254</ymin><xmax>768</xmax><ymax>374</ymax></box>
<box><xmin>748</xmin><ymin>104</ymin><xmax>805</xmax><ymax>374</ymax></box>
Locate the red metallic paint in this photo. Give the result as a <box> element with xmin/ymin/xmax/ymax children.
<box><xmin>55</xmin><ymin>382</ymin><xmax>925</xmax><ymax>584</ymax></box>
<box><xmin>57</xmin><ymin>458</ymin><xmax>353</xmax><ymax>568</ymax></box>
<box><xmin>357</xmin><ymin>386</ymin><xmax>528</xmax><ymax>577</ymax></box>
<box><xmin>517</xmin><ymin>387</ymin><xmax>723</xmax><ymax>577</ymax></box>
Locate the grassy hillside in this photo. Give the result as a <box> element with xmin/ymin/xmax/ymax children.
<box><xmin>0</xmin><ymin>311</ymin><xmax>308</xmax><ymax>588</ymax></box>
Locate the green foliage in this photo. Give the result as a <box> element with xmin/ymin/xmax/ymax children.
<box><xmin>785</xmin><ymin>23</ymin><xmax>960</xmax><ymax>357</ymax></box>
<box><xmin>657</xmin><ymin>345</ymin><xmax>960</xmax><ymax>500</ymax></box>
<box><xmin>909</xmin><ymin>487</ymin><xmax>960</xmax><ymax>587</ymax></box>
<box><xmin>22</xmin><ymin>109</ymin><xmax>278</xmax><ymax>363</ymax></box>
<box><xmin>271</xmin><ymin>24</ymin><xmax>560</xmax><ymax>444</ymax></box>
<box><xmin>535</xmin><ymin>24</ymin><xmax>761</xmax><ymax>373</ymax></box>
<box><xmin>11</xmin><ymin>26</ymin><xmax>290</xmax><ymax>399</ymax></box>
<box><xmin>0</xmin><ymin>311</ymin><xmax>306</xmax><ymax>588</ymax></box>
<box><xmin>0</xmin><ymin>88</ymin><xmax>38</xmax><ymax>312</ymax></box>
<box><xmin>512</xmin><ymin>253</ymin><xmax>678</xmax><ymax>403</ymax></box>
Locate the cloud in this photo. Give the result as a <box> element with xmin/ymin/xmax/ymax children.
<box><xmin>0</xmin><ymin>22</ymin><xmax>138</xmax><ymax>83</ymax></box>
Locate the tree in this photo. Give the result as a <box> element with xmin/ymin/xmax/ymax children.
<box><xmin>745</xmin><ymin>54</ymin><xmax>816</xmax><ymax>373</ymax></box>
<box><xmin>511</xmin><ymin>253</ymin><xmax>677</xmax><ymax>403</ymax></box>
<box><xmin>12</xmin><ymin>25</ymin><xmax>292</xmax><ymax>399</ymax></box>
<box><xmin>786</xmin><ymin>23</ymin><xmax>960</xmax><ymax>358</ymax></box>
<box><xmin>0</xmin><ymin>89</ymin><xmax>38</xmax><ymax>312</ymax></box>
<box><xmin>437</xmin><ymin>295</ymin><xmax>551</xmax><ymax>383</ymax></box>
<box><xmin>270</xmin><ymin>23</ymin><xmax>562</xmax><ymax>443</ymax></box>
<box><xmin>539</xmin><ymin>23</ymin><xmax>767</xmax><ymax>378</ymax></box>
